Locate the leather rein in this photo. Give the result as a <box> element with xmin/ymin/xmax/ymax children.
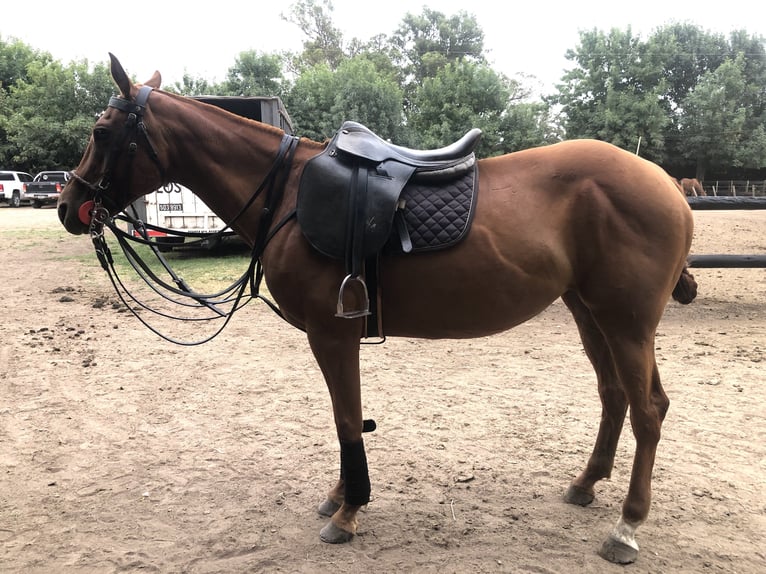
<box><xmin>73</xmin><ymin>86</ymin><xmax>300</xmax><ymax>345</ymax></box>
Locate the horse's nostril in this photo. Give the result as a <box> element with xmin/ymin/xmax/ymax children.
<box><xmin>57</xmin><ymin>202</ymin><xmax>67</xmax><ymax>224</ymax></box>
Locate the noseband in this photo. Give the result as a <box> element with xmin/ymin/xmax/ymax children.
<box><xmin>70</xmin><ymin>85</ymin><xmax>165</xmax><ymax>228</ymax></box>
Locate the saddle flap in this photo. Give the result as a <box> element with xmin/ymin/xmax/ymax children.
<box><xmin>297</xmin><ymin>147</ymin><xmax>416</xmax><ymax>261</ymax></box>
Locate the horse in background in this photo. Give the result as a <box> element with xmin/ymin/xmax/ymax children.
<box><xmin>679</xmin><ymin>177</ymin><xmax>706</xmax><ymax>196</ymax></box>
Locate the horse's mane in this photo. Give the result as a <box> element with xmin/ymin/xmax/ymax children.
<box><xmin>132</xmin><ymin>86</ymin><xmax>333</xmax><ymax>154</ymax></box>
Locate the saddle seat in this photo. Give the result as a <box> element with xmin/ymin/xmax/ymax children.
<box><xmin>335</xmin><ymin>120</ymin><xmax>482</xmax><ymax>169</ymax></box>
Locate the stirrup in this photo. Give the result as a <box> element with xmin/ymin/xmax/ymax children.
<box><xmin>336</xmin><ymin>274</ymin><xmax>371</xmax><ymax>318</ymax></box>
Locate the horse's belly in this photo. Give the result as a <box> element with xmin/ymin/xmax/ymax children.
<box><xmin>379</xmin><ymin>252</ymin><xmax>567</xmax><ymax>339</ymax></box>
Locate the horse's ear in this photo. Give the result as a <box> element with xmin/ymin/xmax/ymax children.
<box><xmin>145</xmin><ymin>70</ymin><xmax>162</xmax><ymax>89</ymax></box>
<box><xmin>109</xmin><ymin>53</ymin><xmax>131</xmax><ymax>98</ymax></box>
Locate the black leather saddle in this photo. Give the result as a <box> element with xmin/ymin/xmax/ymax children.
<box><xmin>297</xmin><ymin>120</ymin><xmax>482</xmax><ymax>321</ymax></box>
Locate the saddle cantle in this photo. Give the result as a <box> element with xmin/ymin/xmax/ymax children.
<box><xmin>297</xmin><ymin>121</ymin><xmax>482</xmax><ymax>323</ymax></box>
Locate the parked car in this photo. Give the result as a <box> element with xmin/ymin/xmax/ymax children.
<box><xmin>24</xmin><ymin>171</ymin><xmax>71</xmax><ymax>208</ymax></box>
<box><xmin>0</xmin><ymin>170</ymin><xmax>34</xmax><ymax>207</ymax></box>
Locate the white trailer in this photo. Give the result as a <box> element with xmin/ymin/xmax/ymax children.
<box><xmin>129</xmin><ymin>96</ymin><xmax>294</xmax><ymax>251</ymax></box>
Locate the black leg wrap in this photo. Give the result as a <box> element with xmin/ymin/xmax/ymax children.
<box><xmin>340</xmin><ymin>439</ymin><xmax>371</xmax><ymax>506</ymax></box>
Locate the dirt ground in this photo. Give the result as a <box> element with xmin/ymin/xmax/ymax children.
<box><xmin>1</xmin><ymin>205</ymin><xmax>764</xmax><ymax>574</ymax></box>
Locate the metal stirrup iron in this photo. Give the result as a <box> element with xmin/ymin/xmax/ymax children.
<box><xmin>335</xmin><ymin>274</ymin><xmax>371</xmax><ymax>318</ymax></box>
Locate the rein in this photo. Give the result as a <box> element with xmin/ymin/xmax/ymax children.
<box><xmin>77</xmin><ymin>87</ymin><xmax>300</xmax><ymax>345</ymax></box>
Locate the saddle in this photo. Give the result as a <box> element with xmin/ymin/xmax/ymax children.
<box><xmin>297</xmin><ymin>121</ymin><xmax>482</xmax><ymax>327</ymax></box>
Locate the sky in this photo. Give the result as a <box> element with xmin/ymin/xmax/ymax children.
<box><xmin>1</xmin><ymin>1</ymin><xmax>762</xmax><ymax>95</ymax></box>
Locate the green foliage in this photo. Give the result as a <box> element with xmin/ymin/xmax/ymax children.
<box><xmin>283</xmin><ymin>63</ymin><xmax>336</xmax><ymax>140</ymax></box>
<box><xmin>282</xmin><ymin>0</ymin><xmax>345</xmax><ymax>71</ymax></box>
<box><xmin>285</xmin><ymin>56</ymin><xmax>404</xmax><ymax>141</ymax></box>
<box><xmin>167</xmin><ymin>73</ymin><xmax>221</xmax><ymax>96</ymax></box>
<box><xmin>1</xmin><ymin>4</ymin><xmax>764</xmax><ymax>180</ymax></box>
<box><xmin>0</xmin><ymin>35</ymin><xmax>40</xmax><ymax>92</ymax></box>
<box><xmin>390</xmin><ymin>8</ymin><xmax>485</xmax><ymax>83</ymax></box>
<box><xmin>680</xmin><ymin>54</ymin><xmax>766</xmax><ymax>177</ymax></box>
<box><xmin>222</xmin><ymin>51</ymin><xmax>286</xmax><ymax>97</ymax></box>
<box><xmin>409</xmin><ymin>60</ymin><xmax>514</xmax><ymax>154</ymax></box>
<box><xmin>552</xmin><ymin>24</ymin><xmax>766</xmax><ymax>176</ymax></box>
<box><xmin>1</xmin><ymin>57</ymin><xmax>114</xmax><ymax>172</ymax></box>
<box><xmin>497</xmin><ymin>103</ymin><xmax>564</xmax><ymax>152</ymax></box>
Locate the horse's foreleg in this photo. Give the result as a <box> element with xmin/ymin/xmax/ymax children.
<box><xmin>307</xmin><ymin>324</ymin><xmax>369</xmax><ymax>543</ymax></box>
<box><xmin>562</xmin><ymin>293</ymin><xmax>628</xmax><ymax>506</ymax></box>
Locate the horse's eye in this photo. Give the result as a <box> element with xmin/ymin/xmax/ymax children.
<box><xmin>93</xmin><ymin>127</ymin><xmax>110</xmax><ymax>142</ymax></box>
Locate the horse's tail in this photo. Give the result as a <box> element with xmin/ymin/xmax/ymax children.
<box><xmin>672</xmin><ymin>264</ymin><xmax>698</xmax><ymax>304</ymax></box>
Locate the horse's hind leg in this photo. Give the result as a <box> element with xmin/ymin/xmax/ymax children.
<box><xmin>561</xmin><ymin>291</ymin><xmax>628</xmax><ymax>506</ymax></box>
<box><xmin>599</xmin><ymin>345</ymin><xmax>668</xmax><ymax>564</ymax></box>
<box><xmin>588</xmin><ymin>304</ymin><xmax>669</xmax><ymax>564</ymax></box>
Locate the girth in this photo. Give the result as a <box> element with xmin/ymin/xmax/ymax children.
<box><xmin>297</xmin><ymin>121</ymin><xmax>482</xmax><ymax>332</ymax></box>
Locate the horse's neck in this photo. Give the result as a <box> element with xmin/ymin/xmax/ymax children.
<box><xmin>163</xmin><ymin>112</ymin><xmax>282</xmax><ymax>189</ymax></box>
<box><xmin>157</xmin><ymin>98</ymin><xmax>292</xmax><ymax>235</ymax></box>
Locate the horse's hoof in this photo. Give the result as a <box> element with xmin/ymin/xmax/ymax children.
<box><xmin>598</xmin><ymin>534</ymin><xmax>639</xmax><ymax>564</ymax></box>
<box><xmin>563</xmin><ymin>484</ymin><xmax>595</xmax><ymax>506</ymax></box>
<box><xmin>317</xmin><ymin>498</ymin><xmax>342</xmax><ymax>517</ymax></box>
<box><xmin>319</xmin><ymin>521</ymin><xmax>354</xmax><ymax>544</ymax></box>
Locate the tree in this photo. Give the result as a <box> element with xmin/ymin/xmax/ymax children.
<box><xmin>328</xmin><ymin>57</ymin><xmax>404</xmax><ymax>140</ymax></box>
<box><xmin>390</xmin><ymin>8</ymin><xmax>485</xmax><ymax>82</ymax></box>
<box><xmin>497</xmin><ymin>102</ymin><xmax>564</xmax><ymax>153</ymax></box>
<box><xmin>277</xmin><ymin>3</ymin><xmax>559</xmax><ymax>152</ymax></box>
<box><xmin>285</xmin><ymin>55</ymin><xmax>403</xmax><ymax>141</ymax></box>
<box><xmin>389</xmin><ymin>7</ymin><xmax>485</xmax><ymax>116</ymax></box>
<box><xmin>221</xmin><ymin>51</ymin><xmax>286</xmax><ymax>97</ymax></box>
<box><xmin>552</xmin><ymin>25</ymin><xmax>766</xmax><ymax>175</ymax></box>
<box><xmin>409</xmin><ymin>59</ymin><xmax>501</xmax><ymax>153</ymax></box>
<box><xmin>283</xmin><ymin>63</ymin><xmax>337</xmax><ymax>140</ymax></box>
<box><xmin>679</xmin><ymin>54</ymin><xmax>765</xmax><ymax>179</ymax></box>
<box><xmin>282</xmin><ymin>0</ymin><xmax>345</xmax><ymax>72</ymax></box>
<box><xmin>0</xmin><ymin>36</ymin><xmax>39</xmax><ymax>93</ymax></box>
<box><xmin>3</xmin><ymin>58</ymin><xmax>114</xmax><ymax>172</ymax></box>
<box><xmin>0</xmin><ymin>38</ymin><xmax>44</xmax><ymax>168</ymax></box>
<box><xmin>552</xmin><ymin>27</ymin><xmax>672</xmax><ymax>161</ymax></box>
<box><xmin>168</xmin><ymin>73</ymin><xmax>221</xmax><ymax>96</ymax></box>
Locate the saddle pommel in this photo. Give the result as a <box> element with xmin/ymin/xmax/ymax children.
<box><xmin>335</xmin><ymin>121</ymin><xmax>482</xmax><ymax>169</ymax></box>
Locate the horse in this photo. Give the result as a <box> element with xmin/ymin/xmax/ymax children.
<box><xmin>679</xmin><ymin>177</ymin><xmax>706</xmax><ymax>197</ymax></box>
<box><xmin>670</xmin><ymin>176</ymin><xmax>685</xmax><ymax>195</ymax></box>
<box><xmin>58</xmin><ymin>54</ymin><xmax>698</xmax><ymax>565</ymax></box>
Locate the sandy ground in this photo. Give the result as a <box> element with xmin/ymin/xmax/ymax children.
<box><xmin>0</xmin><ymin>205</ymin><xmax>764</xmax><ymax>574</ymax></box>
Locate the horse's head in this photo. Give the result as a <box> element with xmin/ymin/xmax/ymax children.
<box><xmin>58</xmin><ymin>53</ymin><xmax>165</xmax><ymax>234</ymax></box>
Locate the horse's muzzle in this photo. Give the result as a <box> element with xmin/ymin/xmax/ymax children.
<box><xmin>57</xmin><ymin>201</ymin><xmax>90</xmax><ymax>235</ymax></box>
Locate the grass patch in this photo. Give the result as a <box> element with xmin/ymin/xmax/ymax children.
<box><xmin>0</xmin><ymin>211</ymin><xmax>256</xmax><ymax>293</ymax></box>
<box><xmin>107</xmin><ymin>241</ymin><xmax>254</xmax><ymax>293</ymax></box>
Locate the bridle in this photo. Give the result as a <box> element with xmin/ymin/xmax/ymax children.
<box><xmin>70</xmin><ymin>85</ymin><xmax>164</xmax><ymax>227</ymax></box>
<box><xmin>71</xmin><ymin>85</ymin><xmax>300</xmax><ymax>345</ymax></box>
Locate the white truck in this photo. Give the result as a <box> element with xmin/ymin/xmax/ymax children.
<box><xmin>0</xmin><ymin>170</ymin><xmax>34</xmax><ymax>207</ymax></box>
<box><xmin>129</xmin><ymin>96</ymin><xmax>294</xmax><ymax>250</ymax></box>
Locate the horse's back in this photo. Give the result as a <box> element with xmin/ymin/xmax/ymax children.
<box><xmin>379</xmin><ymin>139</ymin><xmax>693</xmax><ymax>337</ymax></box>
<box><xmin>476</xmin><ymin>139</ymin><xmax>693</xmax><ymax>253</ymax></box>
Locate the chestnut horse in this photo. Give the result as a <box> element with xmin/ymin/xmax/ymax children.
<box><xmin>58</xmin><ymin>55</ymin><xmax>697</xmax><ymax>564</ymax></box>
<box><xmin>680</xmin><ymin>177</ymin><xmax>706</xmax><ymax>197</ymax></box>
